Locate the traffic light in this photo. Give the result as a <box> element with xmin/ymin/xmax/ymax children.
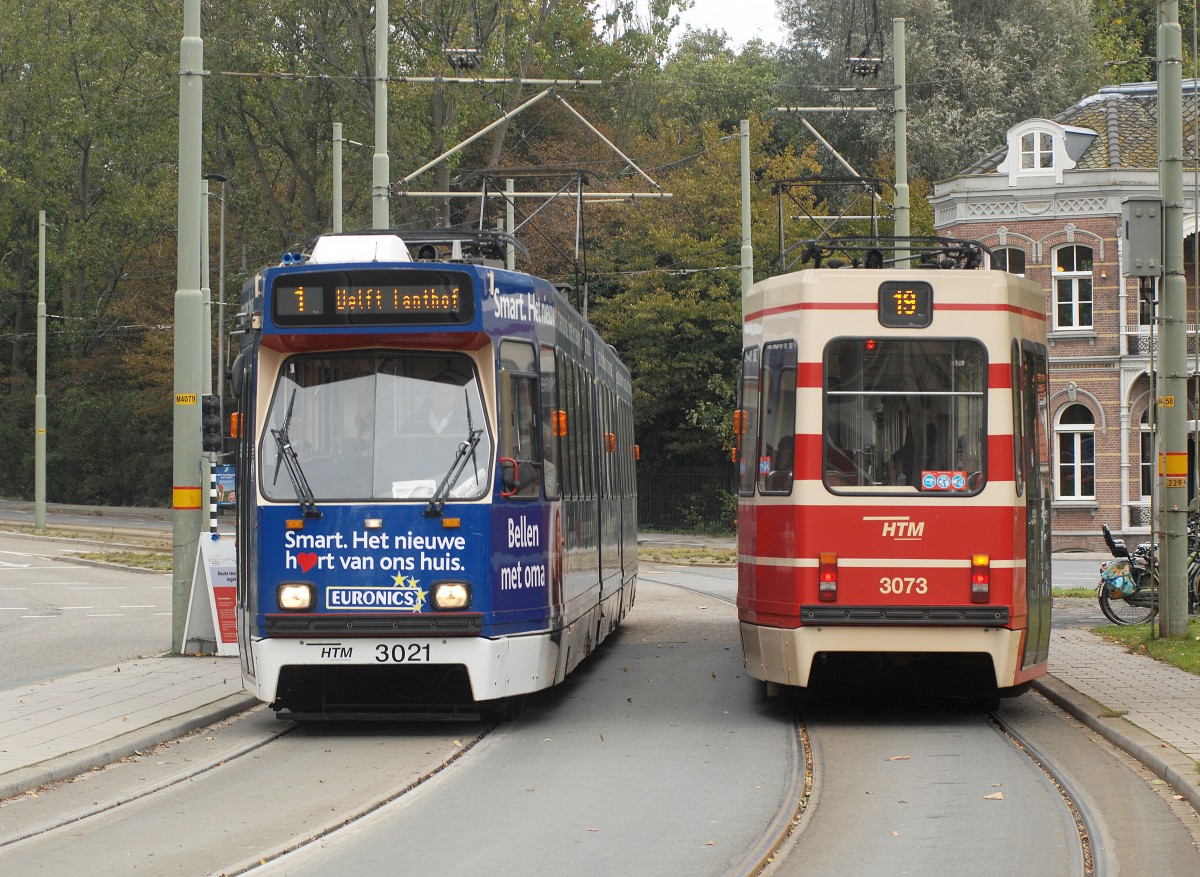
<box><xmin>201</xmin><ymin>394</ymin><xmax>223</xmax><ymax>453</ymax></box>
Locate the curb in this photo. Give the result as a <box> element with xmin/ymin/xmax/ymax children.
<box><xmin>1036</xmin><ymin>674</ymin><xmax>1200</xmax><ymax>816</ymax></box>
<box><xmin>0</xmin><ymin>693</ymin><xmax>260</xmax><ymax>802</ymax></box>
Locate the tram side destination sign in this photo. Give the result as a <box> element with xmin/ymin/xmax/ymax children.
<box><xmin>272</xmin><ymin>269</ymin><xmax>475</xmax><ymax>327</ymax></box>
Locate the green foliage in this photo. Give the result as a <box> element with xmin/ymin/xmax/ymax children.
<box><xmin>0</xmin><ymin>0</ymin><xmax>1162</xmax><ymax>522</ymax></box>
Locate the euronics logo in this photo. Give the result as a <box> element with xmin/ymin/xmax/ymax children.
<box><xmin>326</xmin><ymin>585</ymin><xmax>425</xmax><ymax>612</ymax></box>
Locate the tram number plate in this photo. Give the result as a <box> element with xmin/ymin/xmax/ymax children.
<box><xmin>878</xmin><ymin>576</ymin><xmax>929</xmax><ymax>596</ymax></box>
<box><xmin>375</xmin><ymin>643</ymin><xmax>433</xmax><ymax>663</ymax></box>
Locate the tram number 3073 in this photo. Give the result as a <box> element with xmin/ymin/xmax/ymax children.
<box><xmin>375</xmin><ymin>643</ymin><xmax>433</xmax><ymax>663</ymax></box>
<box><xmin>879</xmin><ymin>576</ymin><xmax>929</xmax><ymax>596</ymax></box>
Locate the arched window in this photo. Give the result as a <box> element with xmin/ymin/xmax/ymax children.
<box><xmin>1020</xmin><ymin>131</ymin><xmax>1055</xmax><ymax>170</ymax></box>
<box><xmin>1054</xmin><ymin>245</ymin><xmax>1093</xmax><ymax>330</ymax></box>
<box><xmin>990</xmin><ymin>247</ymin><xmax>1026</xmax><ymax>277</ymax></box>
<box><xmin>1055</xmin><ymin>403</ymin><xmax>1095</xmax><ymax>500</ymax></box>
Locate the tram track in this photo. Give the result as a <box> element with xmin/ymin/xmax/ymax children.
<box><xmin>0</xmin><ymin>711</ymin><xmax>493</xmax><ymax>876</ymax></box>
<box><xmin>989</xmin><ymin>708</ymin><xmax>1096</xmax><ymax>876</ymax></box>
<box><xmin>0</xmin><ymin>716</ymin><xmax>296</xmax><ymax>851</ymax></box>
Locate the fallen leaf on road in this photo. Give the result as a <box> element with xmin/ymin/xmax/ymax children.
<box><xmin>885</xmin><ymin>755</ymin><xmax>910</xmax><ymax>761</ymax></box>
<box><xmin>984</xmin><ymin>792</ymin><xmax>1004</xmax><ymax>800</ymax></box>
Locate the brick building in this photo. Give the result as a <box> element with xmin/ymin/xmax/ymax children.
<box><xmin>931</xmin><ymin>81</ymin><xmax>1200</xmax><ymax>549</ymax></box>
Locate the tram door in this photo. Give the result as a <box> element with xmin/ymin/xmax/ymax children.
<box><xmin>1021</xmin><ymin>342</ymin><xmax>1052</xmax><ymax>668</ymax></box>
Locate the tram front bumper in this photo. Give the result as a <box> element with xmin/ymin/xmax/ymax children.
<box><xmin>739</xmin><ymin>622</ymin><xmax>1024</xmax><ymax>689</ymax></box>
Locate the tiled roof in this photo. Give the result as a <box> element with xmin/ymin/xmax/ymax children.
<box><xmin>958</xmin><ymin>82</ymin><xmax>1200</xmax><ymax>176</ymax></box>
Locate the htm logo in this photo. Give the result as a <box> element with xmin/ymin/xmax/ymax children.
<box><xmin>864</xmin><ymin>515</ymin><xmax>925</xmax><ymax>540</ymax></box>
<box><xmin>319</xmin><ymin>645</ymin><xmax>353</xmax><ymax>659</ymax></box>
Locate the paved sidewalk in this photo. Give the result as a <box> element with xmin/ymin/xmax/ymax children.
<box><xmin>0</xmin><ymin>656</ymin><xmax>255</xmax><ymax>800</ymax></box>
<box><xmin>1037</xmin><ymin>627</ymin><xmax>1200</xmax><ymax>813</ymax></box>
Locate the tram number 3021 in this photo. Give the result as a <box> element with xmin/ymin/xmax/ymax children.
<box><xmin>375</xmin><ymin>643</ymin><xmax>433</xmax><ymax>663</ymax></box>
<box><xmin>879</xmin><ymin>576</ymin><xmax>929</xmax><ymax>596</ymax></box>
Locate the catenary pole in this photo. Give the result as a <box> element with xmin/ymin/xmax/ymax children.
<box><xmin>372</xmin><ymin>0</ymin><xmax>389</xmax><ymax>229</ymax></box>
<box><xmin>35</xmin><ymin>211</ymin><xmax>46</xmax><ymax>532</ymax></box>
<box><xmin>740</xmin><ymin>119</ymin><xmax>753</xmax><ymax>299</ymax></box>
<box><xmin>173</xmin><ymin>0</ymin><xmax>205</xmax><ymax>652</ymax></box>
<box><xmin>893</xmin><ymin>19</ymin><xmax>910</xmax><ymax>262</ymax></box>
<box><xmin>333</xmin><ymin>122</ymin><xmax>343</xmax><ymax>233</ymax></box>
<box><xmin>1158</xmin><ymin>2</ymin><xmax>1189</xmax><ymax>636</ymax></box>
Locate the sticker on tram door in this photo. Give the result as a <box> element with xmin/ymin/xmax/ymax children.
<box><xmin>920</xmin><ymin>471</ymin><xmax>968</xmax><ymax>491</ymax></box>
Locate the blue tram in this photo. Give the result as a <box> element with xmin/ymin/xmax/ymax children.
<box><xmin>229</xmin><ymin>232</ymin><xmax>637</xmax><ymax>718</ymax></box>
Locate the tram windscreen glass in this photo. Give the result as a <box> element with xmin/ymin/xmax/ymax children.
<box><xmin>878</xmin><ymin>280</ymin><xmax>933</xmax><ymax>328</ymax></box>
<box><xmin>272</xmin><ymin>270</ymin><xmax>474</xmax><ymax>326</ymax></box>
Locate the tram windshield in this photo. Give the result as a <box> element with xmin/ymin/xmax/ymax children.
<box><xmin>260</xmin><ymin>352</ymin><xmax>493</xmax><ymax>503</ymax></box>
<box><xmin>823</xmin><ymin>338</ymin><xmax>986</xmax><ymax>493</ymax></box>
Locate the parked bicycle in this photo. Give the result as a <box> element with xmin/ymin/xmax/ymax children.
<box><xmin>1097</xmin><ymin>522</ymin><xmax>1200</xmax><ymax>625</ymax></box>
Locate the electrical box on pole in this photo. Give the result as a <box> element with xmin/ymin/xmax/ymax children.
<box><xmin>1121</xmin><ymin>196</ymin><xmax>1163</xmax><ymax>277</ymax></box>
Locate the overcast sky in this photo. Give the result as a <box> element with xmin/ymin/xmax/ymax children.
<box><xmin>674</xmin><ymin>0</ymin><xmax>785</xmax><ymax>48</ymax></box>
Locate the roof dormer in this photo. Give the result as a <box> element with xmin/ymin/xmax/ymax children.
<box><xmin>995</xmin><ymin>119</ymin><xmax>1096</xmax><ymax>186</ymax></box>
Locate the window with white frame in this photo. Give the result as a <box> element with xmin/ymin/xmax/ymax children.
<box><xmin>1137</xmin><ymin>277</ymin><xmax>1158</xmax><ymax>327</ymax></box>
<box><xmin>1054</xmin><ymin>245</ymin><xmax>1093</xmax><ymax>330</ymax></box>
<box><xmin>990</xmin><ymin>247</ymin><xmax>1026</xmax><ymax>277</ymax></box>
<box><xmin>1020</xmin><ymin>131</ymin><xmax>1054</xmax><ymax>170</ymax></box>
<box><xmin>1055</xmin><ymin>403</ymin><xmax>1095</xmax><ymax>500</ymax></box>
<box><xmin>1139</xmin><ymin>407</ymin><xmax>1154</xmax><ymax>499</ymax></box>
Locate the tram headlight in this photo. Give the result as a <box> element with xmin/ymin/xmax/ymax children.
<box><xmin>433</xmin><ymin>581</ymin><xmax>471</xmax><ymax>610</ymax></box>
<box><xmin>278</xmin><ymin>582</ymin><xmax>316</xmax><ymax>611</ymax></box>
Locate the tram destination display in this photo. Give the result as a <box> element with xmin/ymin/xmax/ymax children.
<box><xmin>878</xmin><ymin>280</ymin><xmax>933</xmax><ymax>328</ymax></box>
<box><xmin>273</xmin><ymin>269</ymin><xmax>475</xmax><ymax>326</ymax></box>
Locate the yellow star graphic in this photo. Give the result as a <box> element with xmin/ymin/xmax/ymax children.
<box><xmin>393</xmin><ymin>573</ymin><xmax>407</xmax><ymax>586</ymax></box>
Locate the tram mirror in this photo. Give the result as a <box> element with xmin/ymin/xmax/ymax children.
<box><xmin>229</xmin><ymin>350</ymin><xmax>248</xmax><ymax>399</ymax></box>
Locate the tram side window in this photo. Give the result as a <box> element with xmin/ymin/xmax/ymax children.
<box><xmin>758</xmin><ymin>341</ymin><xmax>798</xmax><ymax>495</ymax></box>
<box><xmin>1011</xmin><ymin>341</ymin><xmax>1025</xmax><ymax>497</ymax></box>
<box><xmin>736</xmin><ymin>347</ymin><xmax>761</xmax><ymax>496</ymax></box>
<box><xmin>540</xmin><ymin>346</ymin><xmax>561</xmax><ymax>499</ymax></box>
<box><xmin>558</xmin><ymin>352</ymin><xmax>579</xmax><ymax>500</ymax></box>
<box><xmin>499</xmin><ymin>341</ymin><xmax>541</xmax><ymax>499</ymax></box>
<box><xmin>823</xmin><ymin>338</ymin><xmax>986</xmax><ymax>493</ymax></box>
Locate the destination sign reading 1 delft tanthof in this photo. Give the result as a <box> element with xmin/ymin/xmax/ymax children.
<box><xmin>272</xmin><ymin>270</ymin><xmax>475</xmax><ymax>326</ymax></box>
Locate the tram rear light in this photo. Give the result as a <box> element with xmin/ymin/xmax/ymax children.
<box><xmin>433</xmin><ymin>581</ymin><xmax>471</xmax><ymax>610</ymax></box>
<box><xmin>970</xmin><ymin>554</ymin><xmax>990</xmax><ymax>603</ymax></box>
<box><xmin>229</xmin><ymin>412</ymin><xmax>240</xmax><ymax>439</ymax></box>
<box><xmin>864</xmin><ymin>339</ymin><xmax>877</xmax><ymax>352</ymax></box>
<box><xmin>552</xmin><ymin>409</ymin><xmax>568</xmax><ymax>437</ymax></box>
<box><xmin>605</xmin><ymin>432</ymin><xmax>616</xmax><ymax>453</ymax></box>
<box><xmin>278</xmin><ymin>582</ymin><xmax>315</xmax><ymax>611</ymax></box>
<box><xmin>818</xmin><ymin>552</ymin><xmax>838</xmax><ymax>602</ymax></box>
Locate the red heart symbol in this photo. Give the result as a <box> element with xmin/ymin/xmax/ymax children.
<box><xmin>296</xmin><ymin>552</ymin><xmax>318</xmax><ymax>573</ymax></box>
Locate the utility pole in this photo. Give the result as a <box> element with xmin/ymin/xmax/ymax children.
<box><xmin>740</xmin><ymin>119</ymin><xmax>753</xmax><ymax>299</ymax></box>
<box><xmin>1158</xmin><ymin>1</ymin><xmax>1189</xmax><ymax>637</ymax></box>
<box><xmin>333</xmin><ymin>122</ymin><xmax>344</xmax><ymax>233</ymax></box>
<box><xmin>173</xmin><ymin>0</ymin><xmax>205</xmax><ymax>653</ymax></box>
<box><xmin>372</xmin><ymin>0</ymin><xmax>390</xmax><ymax>229</ymax></box>
<box><xmin>35</xmin><ymin>211</ymin><xmax>47</xmax><ymax>533</ymax></box>
<box><xmin>893</xmin><ymin>19</ymin><xmax>910</xmax><ymax>246</ymax></box>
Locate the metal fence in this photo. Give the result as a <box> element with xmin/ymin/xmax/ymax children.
<box><xmin>636</xmin><ymin>468</ymin><xmax>736</xmax><ymax>533</ymax></box>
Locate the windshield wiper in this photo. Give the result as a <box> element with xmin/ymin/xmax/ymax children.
<box><xmin>425</xmin><ymin>428</ymin><xmax>484</xmax><ymax>517</ymax></box>
<box><xmin>270</xmin><ymin>389</ymin><xmax>321</xmax><ymax>518</ymax></box>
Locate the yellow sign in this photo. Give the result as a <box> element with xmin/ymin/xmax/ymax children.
<box><xmin>176</xmin><ymin>393</ymin><xmax>198</xmax><ymax>405</ymax></box>
<box><xmin>1167</xmin><ymin>477</ymin><xmax>1188</xmax><ymax>489</ymax></box>
<box><xmin>1158</xmin><ymin>395</ymin><xmax>1175</xmax><ymax>408</ymax></box>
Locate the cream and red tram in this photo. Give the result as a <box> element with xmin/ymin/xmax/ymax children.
<box><xmin>735</xmin><ymin>241</ymin><xmax>1051</xmax><ymax>699</ymax></box>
